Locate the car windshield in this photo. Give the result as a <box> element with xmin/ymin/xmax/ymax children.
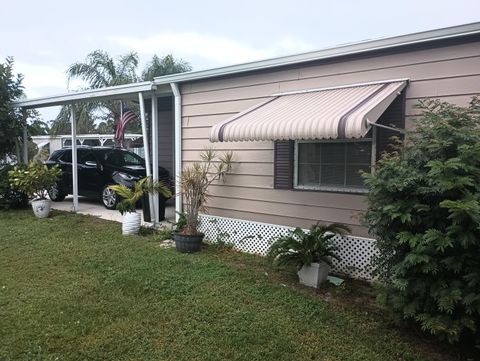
<box><xmin>101</xmin><ymin>150</ymin><xmax>144</xmax><ymax>167</ymax></box>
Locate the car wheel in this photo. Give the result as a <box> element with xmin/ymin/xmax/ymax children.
<box><xmin>48</xmin><ymin>183</ymin><xmax>66</xmax><ymax>202</ymax></box>
<box><xmin>102</xmin><ymin>185</ymin><xmax>118</xmax><ymax>210</ymax></box>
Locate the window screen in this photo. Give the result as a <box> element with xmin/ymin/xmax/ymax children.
<box><xmin>60</xmin><ymin>151</ymin><xmax>72</xmax><ymax>163</ymax></box>
<box><xmin>297</xmin><ymin>141</ymin><xmax>371</xmax><ymax>191</ymax></box>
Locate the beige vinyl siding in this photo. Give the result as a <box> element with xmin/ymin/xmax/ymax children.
<box><xmin>181</xmin><ymin>40</ymin><xmax>480</xmax><ymax>237</ymax></box>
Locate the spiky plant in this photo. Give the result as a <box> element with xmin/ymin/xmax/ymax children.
<box><xmin>180</xmin><ymin>148</ymin><xmax>233</xmax><ymax>235</ymax></box>
<box><xmin>268</xmin><ymin>223</ymin><xmax>350</xmax><ymax>270</ymax></box>
<box><xmin>109</xmin><ymin>176</ymin><xmax>172</xmax><ymax>215</ymax></box>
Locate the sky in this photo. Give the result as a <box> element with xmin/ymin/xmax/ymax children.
<box><xmin>2</xmin><ymin>0</ymin><xmax>480</xmax><ymax>122</ymax></box>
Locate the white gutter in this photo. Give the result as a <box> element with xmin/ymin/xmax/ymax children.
<box><xmin>12</xmin><ymin>22</ymin><xmax>480</xmax><ymax>110</ymax></box>
<box><xmin>138</xmin><ymin>92</ymin><xmax>155</xmax><ymax>220</ymax></box>
<box><xmin>171</xmin><ymin>83</ymin><xmax>182</xmax><ymax>221</ymax></box>
<box><xmin>14</xmin><ymin>81</ymin><xmax>155</xmax><ymax>109</ymax></box>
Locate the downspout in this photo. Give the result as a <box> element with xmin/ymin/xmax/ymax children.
<box><xmin>151</xmin><ymin>92</ymin><xmax>159</xmax><ymax>224</ymax></box>
<box><xmin>23</xmin><ymin>126</ymin><xmax>28</xmax><ymax>164</ymax></box>
<box><xmin>170</xmin><ymin>83</ymin><xmax>182</xmax><ymax>221</ymax></box>
<box><xmin>70</xmin><ymin>105</ymin><xmax>79</xmax><ymax>212</ymax></box>
<box><xmin>138</xmin><ymin>91</ymin><xmax>155</xmax><ymax>221</ymax></box>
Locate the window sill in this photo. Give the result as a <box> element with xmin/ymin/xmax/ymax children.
<box><xmin>294</xmin><ymin>185</ymin><xmax>368</xmax><ymax>195</ymax></box>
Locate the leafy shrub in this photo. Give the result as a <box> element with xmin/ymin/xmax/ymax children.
<box><xmin>0</xmin><ymin>164</ymin><xmax>28</xmax><ymax>210</ymax></box>
<box><xmin>363</xmin><ymin>97</ymin><xmax>480</xmax><ymax>344</ymax></box>
<box><xmin>9</xmin><ymin>161</ymin><xmax>61</xmax><ymax>200</ymax></box>
<box><xmin>268</xmin><ymin>223</ymin><xmax>349</xmax><ymax>269</ymax></box>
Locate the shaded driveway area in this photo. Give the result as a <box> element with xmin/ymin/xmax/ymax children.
<box><xmin>50</xmin><ymin>196</ymin><xmax>175</xmax><ymax>225</ymax></box>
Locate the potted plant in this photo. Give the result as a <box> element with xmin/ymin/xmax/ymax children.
<box><xmin>268</xmin><ymin>223</ymin><xmax>350</xmax><ymax>288</ymax></box>
<box><xmin>175</xmin><ymin>148</ymin><xmax>233</xmax><ymax>253</ymax></box>
<box><xmin>9</xmin><ymin>160</ymin><xmax>62</xmax><ymax>218</ymax></box>
<box><xmin>109</xmin><ymin>176</ymin><xmax>172</xmax><ymax>235</ymax></box>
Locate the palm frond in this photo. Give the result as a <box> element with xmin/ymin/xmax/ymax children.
<box><xmin>108</xmin><ymin>184</ymin><xmax>134</xmax><ymax>199</ymax></box>
<box><xmin>268</xmin><ymin>223</ymin><xmax>351</xmax><ymax>269</ymax></box>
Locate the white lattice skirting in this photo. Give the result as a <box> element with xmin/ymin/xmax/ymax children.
<box><xmin>198</xmin><ymin>214</ymin><xmax>379</xmax><ymax>281</ymax></box>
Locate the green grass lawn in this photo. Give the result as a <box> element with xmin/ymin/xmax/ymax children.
<box><xmin>0</xmin><ymin>210</ymin><xmax>466</xmax><ymax>361</ymax></box>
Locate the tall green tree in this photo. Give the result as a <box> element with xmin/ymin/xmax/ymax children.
<box><xmin>141</xmin><ymin>54</ymin><xmax>192</xmax><ymax>81</ymax></box>
<box><xmin>50</xmin><ymin>51</ymin><xmax>192</xmax><ymax>136</ymax></box>
<box><xmin>0</xmin><ymin>57</ymin><xmax>24</xmax><ymax>161</ymax></box>
<box><xmin>50</xmin><ymin>50</ymin><xmax>140</xmax><ymax>135</ymax></box>
<box><xmin>50</xmin><ymin>102</ymin><xmax>100</xmax><ymax>135</ymax></box>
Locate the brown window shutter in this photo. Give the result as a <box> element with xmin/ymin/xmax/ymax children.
<box><xmin>274</xmin><ymin>140</ymin><xmax>294</xmax><ymax>189</ymax></box>
<box><xmin>376</xmin><ymin>91</ymin><xmax>405</xmax><ymax>160</ymax></box>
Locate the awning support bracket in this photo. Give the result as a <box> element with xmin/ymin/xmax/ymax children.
<box><xmin>367</xmin><ymin>120</ymin><xmax>405</xmax><ymax>134</ymax></box>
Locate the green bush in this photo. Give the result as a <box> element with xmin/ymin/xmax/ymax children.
<box><xmin>9</xmin><ymin>161</ymin><xmax>61</xmax><ymax>200</ymax></box>
<box><xmin>0</xmin><ymin>164</ymin><xmax>28</xmax><ymax>210</ymax></box>
<box><xmin>363</xmin><ymin>97</ymin><xmax>480</xmax><ymax>344</ymax></box>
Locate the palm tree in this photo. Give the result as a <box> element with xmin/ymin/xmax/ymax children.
<box><xmin>50</xmin><ymin>50</ymin><xmax>140</xmax><ymax>135</ymax></box>
<box><xmin>141</xmin><ymin>54</ymin><xmax>192</xmax><ymax>81</ymax></box>
<box><xmin>67</xmin><ymin>50</ymin><xmax>139</xmax><ymax>89</ymax></box>
<box><xmin>50</xmin><ymin>51</ymin><xmax>192</xmax><ymax>136</ymax></box>
<box><xmin>50</xmin><ymin>102</ymin><xmax>98</xmax><ymax>135</ymax></box>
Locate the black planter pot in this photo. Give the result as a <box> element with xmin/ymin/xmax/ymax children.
<box><xmin>142</xmin><ymin>193</ymin><xmax>167</xmax><ymax>222</ymax></box>
<box><xmin>174</xmin><ymin>232</ymin><xmax>204</xmax><ymax>253</ymax></box>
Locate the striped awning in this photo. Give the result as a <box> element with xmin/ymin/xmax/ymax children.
<box><xmin>210</xmin><ymin>79</ymin><xmax>407</xmax><ymax>142</ymax></box>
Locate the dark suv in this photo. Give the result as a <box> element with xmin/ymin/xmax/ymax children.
<box><xmin>46</xmin><ymin>146</ymin><xmax>172</xmax><ymax>210</ymax></box>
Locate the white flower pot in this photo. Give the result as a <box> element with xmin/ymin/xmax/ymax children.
<box><xmin>122</xmin><ymin>211</ymin><xmax>141</xmax><ymax>235</ymax></box>
<box><xmin>297</xmin><ymin>262</ymin><xmax>331</xmax><ymax>288</ymax></box>
<box><xmin>31</xmin><ymin>199</ymin><xmax>51</xmax><ymax>219</ymax></box>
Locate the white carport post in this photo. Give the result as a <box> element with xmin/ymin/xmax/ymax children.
<box><xmin>138</xmin><ymin>92</ymin><xmax>155</xmax><ymax>221</ymax></box>
<box><xmin>151</xmin><ymin>93</ymin><xmax>159</xmax><ymax>224</ymax></box>
<box><xmin>171</xmin><ymin>83</ymin><xmax>182</xmax><ymax>221</ymax></box>
<box><xmin>70</xmin><ymin>105</ymin><xmax>79</xmax><ymax>212</ymax></box>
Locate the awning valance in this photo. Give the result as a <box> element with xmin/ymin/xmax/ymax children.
<box><xmin>210</xmin><ymin>79</ymin><xmax>407</xmax><ymax>142</ymax></box>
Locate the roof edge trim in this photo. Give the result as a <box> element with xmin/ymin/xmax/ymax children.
<box><xmin>153</xmin><ymin>22</ymin><xmax>480</xmax><ymax>85</ymax></box>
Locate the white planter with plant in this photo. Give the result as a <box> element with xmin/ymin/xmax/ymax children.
<box><xmin>9</xmin><ymin>161</ymin><xmax>61</xmax><ymax>219</ymax></box>
<box><xmin>31</xmin><ymin>198</ymin><xmax>51</xmax><ymax>218</ymax></box>
<box><xmin>175</xmin><ymin>148</ymin><xmax>233</xmax><ymax>253</ymax></box>
<box><xmin>109</xmin><ymin>176</ymin><xmax>172</xmax><ymax>236</ymax></box>
<box><xmin>268</xmin><ymin>223</ymin><xmax>350</xmax><ymax>288</ymax></box>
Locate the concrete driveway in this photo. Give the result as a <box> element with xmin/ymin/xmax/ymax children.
<box><xmin>50</xmin><ymin>196</ymin><xmax>175</xmax><ymax>225</ymax></box>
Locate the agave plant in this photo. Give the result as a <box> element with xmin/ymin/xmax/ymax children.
<box><xmin>109</xmin><ymin>176</ymin><xmax>172</xmax><ymax>215</ymax></box>
<box><xmin>268</xmin><ymin>223</ymin><xmax>351</xmax><ymax>269</ymax></box>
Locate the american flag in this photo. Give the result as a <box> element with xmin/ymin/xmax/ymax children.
<box><xmin>115</xmin><ymin>105</ymin><xmax>138</xmax><ymax>142</ymax></box>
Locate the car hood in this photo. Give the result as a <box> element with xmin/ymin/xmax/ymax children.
<box><xmin>115</xmin><ymin>165</ymin><xmax>146</xmax><ymax>177</ymax></box>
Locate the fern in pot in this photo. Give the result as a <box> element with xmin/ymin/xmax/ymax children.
<box><xmin>268</xmin><ymin>223</ymin><xmax>350</xmax><ymax>288</ymax></box>
<box><xmin>109</xmin><ymin>176</ymin><xmax>172</xmax><ymax>235</ymax></box>
<box><xmin>175</xmin><ymin>148</ymin><xmax>233</xmax><ymax>253</ymax></box>
<box><xmin>9</xmin><ymin>160</ymin><xmax>61</xmax><ymax>218</ymax></box>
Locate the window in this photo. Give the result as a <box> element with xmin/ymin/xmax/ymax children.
<box><xmin>79</xmin><ymin>150</ymin><xmax>97</xmax><ymax>164</ymax></box>
<box><xmin>60</xmin><ymin>150</ymin><xmax>72</xmax><ymax>163</ymax></box>
<box><xmin>100</xmin><ymin>150</ymin><xmax>144</xmax><ymax>167</ymax></box>
<box><xmin>295</xmin><ymin>140</ymin><xmax>371</xmax><ymax>192</ymax></box>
